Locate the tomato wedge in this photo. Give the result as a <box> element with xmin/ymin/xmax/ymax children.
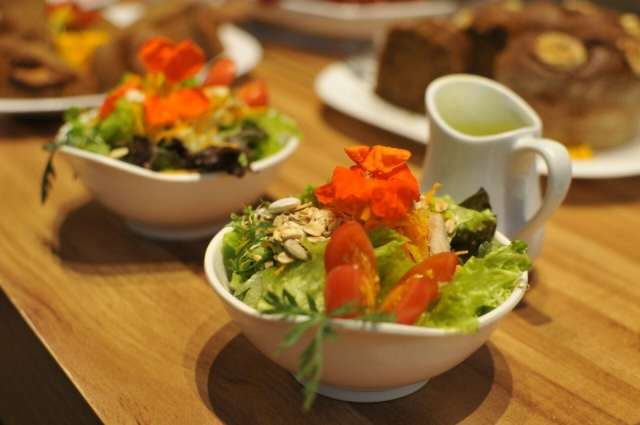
<box><xmin>381</xmin><ymin>252</ymin><xmax>458</xmax><ymax>324</ymax></box>
<box><xmin>324</xmin><ymin>221</ymin><xmax>379</xmax><ymax>309</ymax></box>
<box><xmin>204</xmin><ymin>58</ymin><xmax>236</xmax><ymax>86</ymax></box>
<box><xmin>324</xmin><ymin>264</ymin><xmax>366</xmax><ymax>317</ymax></box>
<box><xmin>324</xmin><ymin>221</ymin><xmax>376</xmax><ymax>273</ymax></box>
<box><xmin>237</xmin><ymin>80</ymin><xmax>269</xmax><ymax>107</ymax></box>
<box><xmin>393</xmin><ymin>275</ymin><xmax>439</xmax><ymax>325</ymax></box>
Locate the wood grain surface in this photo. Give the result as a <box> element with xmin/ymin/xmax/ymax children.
<box><xmin>1</xmin><ymin>26</ymin><xmax>640</xmax><ymax>425</ymax></box>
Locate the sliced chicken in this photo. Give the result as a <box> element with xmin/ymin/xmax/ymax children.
<box><xmin>428</xmin><ymin>213</ymin><xmax>451</xmax><ymax>254</ymax></box>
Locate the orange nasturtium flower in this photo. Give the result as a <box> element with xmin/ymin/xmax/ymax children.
<box><xmin>138</xmin><ymin>37</ymin><xmax>205</xmax><ymax>83</ymax></box>
<box><xmin>316</xmin><ymin>145</ymin><xmax>420</xmax><ymax>223</ymax></box>
<box><xmin>143</xmin><ymin>88</ymin><xmax>210</xmax><ymax>128</ymax></box>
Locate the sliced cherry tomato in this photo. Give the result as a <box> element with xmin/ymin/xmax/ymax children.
<box><xmin>237</xmin><ymin>80</ymin><xmax>269</xmax><ymax>107</ymax></box>
<box><xmin>381</xmin><ymin>252</ymin><xmax>458</xmax><ymax>322</ymax></box>
<box><xmin>324</xmin><ymin>221</ymin><xmax>376</xmax><ymax>273</ymax></box>
<box><xmin>324</xmin><ymin>264</ymin><xmax>366</xmax><ymax>317</ymax></box>
<box><xmin>393</xmin><ymin>275</ymin><xmax>439</xmax><ymax>325</ymax></box>
<box><xmin>324</xmin><ymin>221</ymin><xmax>379</xmax><ymax>309</ymax></box>
<box><xmin>204</xmin><ymin>58</ymin><xmax>236</xmax><ymax>86</ymax></box>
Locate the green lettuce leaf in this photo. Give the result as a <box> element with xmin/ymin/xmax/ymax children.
<box><xmin>417</xmin><ymin>240</ymin><xmax>531</xmax><ymax>333</ymax></box>
<box><xmin>96</xmin><ymin>98</ymin><xmax>137</xmax><ymax>147</ymax></box>
<box><xmin>235</xmin><ymin>241</ymin><xmax>327</xmax><ymax>312</ymax></box>
<box><xmin>368</xmin><ymin>226</ymin><xmax>415</xmax><ymax>297</ymax></box>
<box><xmin>249</xmin><ymin>109</ymin><xmax>300</xmax><ymax>160</ymax></box>
<box><xmin>439</xmin><ymin>195</ymin><xmax>497</xmax><ymax>260</ymax></box>
<box><xmin>61</xmin><ymin>111</ymin><xmax>110</xmax><ymax>155</ymax></box>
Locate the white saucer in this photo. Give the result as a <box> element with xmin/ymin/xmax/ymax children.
<box><xmin>251</xmin><ymin>0</ymin><xmax>456</xmax><ymax>39</ymax></box>
<box><xmin>315</xmin><ymin>59</ymin><xmax>640</xmax><ymax>179</ymax></box>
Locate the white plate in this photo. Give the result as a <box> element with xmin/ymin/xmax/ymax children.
<box><xmin>0</xmin><ymin>24</ymin><xmax>263</xmax><ymax>114</ymax></box>
<box><xmin>315</xmin><ymin>59</ymin><xmax>640</xmax><ymax>179</ymax></box>
<box><xmin>252</xmin><ymin>0</ymin><xmax>458</xmax><ymax>39</ymax></box>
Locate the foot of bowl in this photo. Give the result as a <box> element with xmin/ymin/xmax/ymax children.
<box><xmin>294</xmin><ymin>377</ymin><xmax>428</xmax><ymax>403</ymax></box>
<box><xmin>126</xmin><ymin>220</ymin><xmax>225</xmax><ymax>241</ymax></box>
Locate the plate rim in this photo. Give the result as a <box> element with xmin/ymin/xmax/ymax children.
<box><xmin>0</xmin><ymin>23</ymin><xmax>262</xmax><ymax>115</ymax></box>
<box><xmin>315</xmin><ymin>60</ymin><xmax>640</xmax><ymax>179</ymax></box>
<box><xmin>273</xmin><ymin>0</ymin><xmax>459</xmax><ymax>20</ymax></box>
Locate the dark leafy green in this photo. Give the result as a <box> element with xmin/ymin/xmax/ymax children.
<box><xmin>445</xmin><ymin>190</ymin><xmax>498</xmax><ymax>260</ymax></box>
<box><xmin>460</xmin><ymin>188</ymin><xmax>492</xmax><ymax>212</ymax></box>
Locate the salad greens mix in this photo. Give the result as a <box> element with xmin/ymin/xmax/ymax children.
<box><xmin>41</xmin><ymin>38</ymin><xmax>300</xmax><ymax>203</ymax></box>
<box><xmin>221</xmin><ymin>145</ymin><xmax>532</xmax><ymax>409</ymax></box>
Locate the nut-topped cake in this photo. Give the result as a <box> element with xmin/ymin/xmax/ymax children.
<box><xmin>375</xmin><ymin>0</ymin><xmax>640</xmax><ymax>150</ymax></box>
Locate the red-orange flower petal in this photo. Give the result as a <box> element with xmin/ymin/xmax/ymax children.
<box><xmin>169</xmin><ymin>88</ymin><xmax>210</xmax><ymax>119</ymax></box>
<box><xmin>387</xmin><ymin>164</ymin><xmax>420</xmax><ymax>196</ymax></box>
<box><xmin>332</xmin><ymin>167</ymin><xmax>371</xmax><ymax>204</ymax></box>
<box><xmin>138</xmin><ymin>37</ymin><xmax>174</xmax><ymax>74</ymax></box>
<box><xmin>370</xmin><ymin>178</ymin><xmax>418</xmax><ymax>221</ymax></box>
<box><xmin>344</xmin><ymin>146</ymin><xmax>370</xmax><ymax>166</ymax></box>
<box><xmin>144</xmin><ymin>95</ymin><xmax>178</xmax><ymax>128</ymax></box>
<box><xmin>163</xmin><ymin>40</ymin><xmax>205</xmax><ymax>83</ymax></box>
<box><xmin>345</xmin><ymin>145</ymin><xmax>411</xmax><ymax>175</ymax></box>
<box><xmin>315</xmin><ymin>182</ymin><xmax>335</xmax><ymax>205</ymax></box>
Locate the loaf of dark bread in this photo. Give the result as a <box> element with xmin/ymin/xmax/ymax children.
<box><xmin>375</xmin><ymin>19</ymin><xmax>470</xmax><ymax>113</ymax></box>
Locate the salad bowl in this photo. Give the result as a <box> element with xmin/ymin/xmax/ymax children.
<box><xmin>44</xmin><ymin>37</ymin><xmax>301</xmax><ymax>241</ymax></box>
<box><xmin>204</xmin><ymin>226</ymin><xmax>527</xmax><ymax>403</ymax></box>
<box><xmin>58</xmin><ymin>137</ymin><xmax>298</xmax><ymax>240</ymax></box>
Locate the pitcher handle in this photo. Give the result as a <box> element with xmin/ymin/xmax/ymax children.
<box><xmin>511</xmin><ymin>137</ymin><xmax>572</xmax><ymax>241</ymax></box>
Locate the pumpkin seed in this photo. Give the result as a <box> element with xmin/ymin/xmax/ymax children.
<box><xmin>268</xmin><ymin>197</ymin><xmax>301</xmax><ymax>214</ymax></box>
<box><xmin>276</xmin><ymin>251</ymin><xmax>294</xmax><ymax>264</ymax></box>
<box><xmin>283</xmin><ymin>239</ymin><xmax>309</xmax><ymax>261</ymax></box>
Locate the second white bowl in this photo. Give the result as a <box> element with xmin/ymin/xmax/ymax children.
<box><xmin>60</xmin><ymin>137</ymin><xmax>298</xmax><ymax>240</ymax></box>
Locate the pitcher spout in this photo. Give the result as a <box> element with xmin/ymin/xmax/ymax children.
<box><xmin>425</xmin><ymin>74</ymin><xmax>541</xmax><ymax>142</ymax></box>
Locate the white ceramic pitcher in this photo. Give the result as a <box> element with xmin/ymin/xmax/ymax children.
<box><xmin>422</xmin><ymin>74</ymin><xmax>572</xmax><ymax>259</ymax></box>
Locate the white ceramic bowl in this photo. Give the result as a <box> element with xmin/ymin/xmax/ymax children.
<box><xmin>204</xmin><ymin>227</ymin><xmax>528</xmax><ymax>403</ymax></box>
<box><xmin>59</xmin><ymin>137</ymin><xmax>298</xmax><ymax>240</ymax></box>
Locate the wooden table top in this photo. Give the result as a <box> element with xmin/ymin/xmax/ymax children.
<box><xmin>1</xmin><ymin>28</ymin><xmax>640</xmax><ymax>425</ymax></box>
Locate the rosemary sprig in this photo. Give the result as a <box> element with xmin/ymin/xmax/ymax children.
<box><xmin>263</xmin><ymin>290</ymin><xmax>393</xmax><ymax>410</ymax></box>
<box><xmin>40</xmin><ymin>142</ymin><xmax>61</xmax><ymax>204</ymax></box>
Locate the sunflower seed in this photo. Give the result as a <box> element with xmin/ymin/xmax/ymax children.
<box><xmin>280</xmin><ymin>223</ymin><xmax>304</xmax><ymax>240</ymax></box>
<box><xmin>276</xmin><ymin>251</ymin><xmax>294</xmax><ymax>264</ymax></box>
<box><xmin>303</xmin><ymin>221</ymin><xmax>325</xmax><ymax>237</ymax></box>
<box><xmin>268</xmin><ymin>197</ymin><xmax>301</xmax><ymax>214</ymax></box>
<box><xmin>283</xmin><ymin>239</ymin><xmax>309</xmax><ymax>261</ymax></box>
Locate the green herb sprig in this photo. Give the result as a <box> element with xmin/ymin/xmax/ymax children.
<box><xmin>40</xmin><ymin>145</ymin><xmax>57</xmax><ymax>204</ymax></box>
<box><xmin>226</xmin><ymin>206</ymin><xmax>275</xmax><ymax>285</ymax></box>
<box><xmin>263</xmin><ymin>289</ymin><xmax>393</xmax><ymax>410</ymax></box>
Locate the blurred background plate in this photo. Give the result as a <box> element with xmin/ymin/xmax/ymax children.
<box><xmin>315</xmin><ymin>59</ymin><xmax>640</xmax><ymax>179</ymax></box>
<box><xmin>0</xmin><ymin>23</ymin><xmax>262</xmax><ymax>115</ymax></box>
<box><xmin>252</xmin><ymin>0</ymin><xmax>459</xmax><ymax>39</ymax></box>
